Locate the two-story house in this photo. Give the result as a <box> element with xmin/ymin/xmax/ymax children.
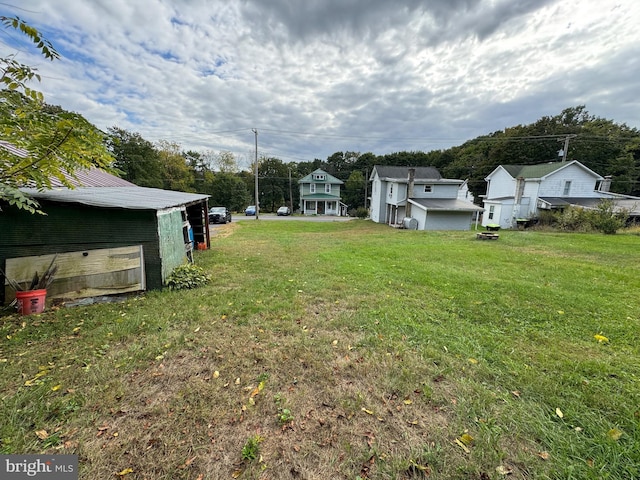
<box><xmin>369</xmin><ymin>165</ymin><xmax>483</xmax><ymax>230</ymax></box>
<box><xmin>298</xmin><ymin>168</ymin><xmax>347</xmax><ymax>216</ymax></box>
<box><xmin>481</xmin><ymin>160</ymin><xmax>640</xmax><ymax>229</ymax></box>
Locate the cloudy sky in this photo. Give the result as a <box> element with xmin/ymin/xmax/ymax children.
<box><xmin>4</xmin><ymin>0</ymin><xmax>639</xmax><ymax>168</ymax></box>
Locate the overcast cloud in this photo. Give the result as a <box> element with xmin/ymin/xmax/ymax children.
<box><xmin>4</xmin><ymin>0</ymin><xmax>639</xmax><ymax>168</ymax></box>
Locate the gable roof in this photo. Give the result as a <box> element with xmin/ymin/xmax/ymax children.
<box><xmin>371</xmin><ymin>165</ymin><xmax>442</xmax><ymax>182</ymax></box>
<box><xmin>499</xmin><ymin>160</ymin><xmax>603</xmax><ymax>180</ymax></box>
<box><xmin>298</xmin><ymin>168</ymin><xmax>343</xmax><ymax>184</ymax></box>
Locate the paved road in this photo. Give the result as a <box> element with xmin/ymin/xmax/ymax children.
<box><xmin>222</xmin><ymin>214</ymin><xmax>354</xmax><ymax>223</ymax></box>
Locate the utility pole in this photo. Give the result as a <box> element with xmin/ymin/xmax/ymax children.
<box><xmin>288</xmin><ymin>167</ymin><xmax>294</xmax><ymax>213</ymax></box>
<box><xmin>252</xmin><ymin>128</ymin><xmax>259</xmax><ymax>220</ymax></box>
<box><xmin>364</xmin><ymin>168</ymin><xmax>368</xmax><ymax>211</ymax></box>
<box><xmin>558</xmin><ymin>134</ymin><xmax>577</xmax><ymax>163</ymax></box>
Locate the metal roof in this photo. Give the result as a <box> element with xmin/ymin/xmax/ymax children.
<box><xmin>539</xmin><ymin>196</ymin><xmax>640</xmax><ymax>215</ymax></box>
<box><xmin>372</xmin><ymin>165</ymin><xmax>442</xmax><ymax>181</ymax></box>
<box><xmin>298</xmin><ymin>168</ymin><xmax>344</xmax><ymax>184</ymax></box>
<box><xmin>21</xmin><ymin>187</ymin><xmax>209</xmax><ymax>210</ymax></box>
<box><xmin>301</xmin><ymin>193</ymin><xmax>342</xmax><ymax>200</ymax></box>
<box><xmin>410</xmin><ymin>198</ymin><xmax>484</xmax><ymax>212</ymax></box>
<box><xmin>48</xmin><ymin>167</ymin><xmax>136</xmax><ymax>187</ymax></box>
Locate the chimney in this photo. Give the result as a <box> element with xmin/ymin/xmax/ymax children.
<box><xmin>406</xmin><ymin>168</ymin><xmax>415</xmax><ymax>218</ymax></box>
<box><xmin>599</xmin><ymin>176</ymin><xmax>612</xmax><ymax>192</ymax></box>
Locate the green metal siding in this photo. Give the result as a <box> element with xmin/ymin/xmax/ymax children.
<box><xmin>0</xmin><ymin>201</ymin><xmax>164</xmax><ymax>303</ymax></box>
<box><xmin>157</xmin><ymin>209</ymin><xmax>189</xmax><ymax>283</ymax></box>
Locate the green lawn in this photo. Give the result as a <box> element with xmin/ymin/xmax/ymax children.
<box><xmin>1</xmin><ymin>220</ymin><xmax>639</xmax><ymax>479</ymax></box>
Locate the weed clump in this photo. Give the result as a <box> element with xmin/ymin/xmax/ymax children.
<box><xmin>166</xmin><ymin>263</ymin><xmax>211</xmax><ymax>290</ymax></box>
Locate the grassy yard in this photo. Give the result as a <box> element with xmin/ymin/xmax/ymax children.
<box><xmin>1</xmin><ymin>220</ymin><xmax>639</xmax><ymax>479</ymax></box>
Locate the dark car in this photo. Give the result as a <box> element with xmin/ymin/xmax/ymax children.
<box><xmin>277</xmin><ymin>206</ymin><xmax>291</xmax><ymax>216</ymax></box>
<box><xmin>209</xmin><ymin>206</ymin><xmax>232</xmax><ymax>224</ymax></box>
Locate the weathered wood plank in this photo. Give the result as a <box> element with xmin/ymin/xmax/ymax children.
<box><xmin>4</xmin><ymin>246</ymin><xmax>145</xmax><ymax>303</ymax></box>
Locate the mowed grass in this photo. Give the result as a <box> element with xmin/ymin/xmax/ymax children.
<box><xmin>1</xmin><ymin>220</ymin><xmax>639</xmax><ymax>479</ymax></box>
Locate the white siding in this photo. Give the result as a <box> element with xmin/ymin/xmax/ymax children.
<box><xmin>370</xmin><ymin>175</ymin><xmax>384</xmax><ymax>223</ymax></box>
<box><xmin>486</xmin><ymin>168</ymin><xmax>516</xmax><ymax>199</ymax></box>
<box><xmin>539</xmin><ymin>165</ymin><xmax>601</xmax><ymax>197</ymax></box>
<box><xmin>411</xmin><ymin>183</ymin><xmax>459</xmax><ymax>199</ymax></box>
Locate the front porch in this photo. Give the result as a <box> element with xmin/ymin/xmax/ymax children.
<box><xmin>302</xmin><ymin>199</ymin><xmax>346</xmax><ymax>216</ymax></box>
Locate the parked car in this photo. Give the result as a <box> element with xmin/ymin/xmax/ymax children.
<box><xmin>245</xmin><ymin>205</ymin><xmax>256</xmax><ymax>216</ymax></box>
<box><xmin>277</xmin><ymin>206</ymin><xmax>291</xmax><ymax>216</ymax></box>
<box><xmin>209</xmin><ymin>206</ymin><xmax>231</xmax><ymax>224</ymax></box>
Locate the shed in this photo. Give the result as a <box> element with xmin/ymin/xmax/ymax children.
<box><xmin>1</xmin><ymin>170</ymin><xmax>210</xmax><ymax>306</ymax></box>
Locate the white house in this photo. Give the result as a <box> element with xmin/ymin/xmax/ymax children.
<box><xmin>369</xmin><ymin>165</ymin><xmax>483</xmax><ymax>230</ymax></box>
<box><xmin>482</xmin><ymin>160</ymin><xmax>639</xmax><ymax>228</ymax></box>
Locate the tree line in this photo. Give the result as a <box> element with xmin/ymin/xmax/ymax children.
<box><xmin>108</xmin><ymin>105</ymin><xmax>640</xmax><ymax>214</ymax></box>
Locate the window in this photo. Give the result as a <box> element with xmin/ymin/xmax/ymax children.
<box><xmin>563</xmin><ymin>181</ymin><xmax>572</xmax><ymax>196</ymax></box>
<box><xmin>488</xmin><ymin>205</ymin><xmax>495</xmax><ymax>220</ymax></box>
<box><xmin>310</xmin><ymin>184</ymin><xmax>316</xmax><ymax>194</ymax></box>
<box><xmin>424</xmin><ymin>185</ymin><xmax>432</xmax><ymax>193</ymax></box>
<box><xmin>325</xmin><ymin>183</ymin><xmax>331</xmax><ymax>193</ymax></box>
<box><xmin>313</xmin><ymin>174</ymin><xmax>326</xmax><ymax>180</ymax></box>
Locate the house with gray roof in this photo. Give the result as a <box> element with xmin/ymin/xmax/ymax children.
<box><xmin>482</xmin><ymin>160</ymin><xmax>640</xmax><ymax>229</ymax></box>
<box><xmin>369</xmin><ymin>165</ymin><xmax>483</xmax><ymax>230</ymax></box>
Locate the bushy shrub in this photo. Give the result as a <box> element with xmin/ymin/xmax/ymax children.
<box><xmin>557</xmin><ymin>206</ymin><xmax>592</xmax><ymax>232</ymax></box>
<box><xmin>354</xmin><ymin>207</ymin><xmax>369</xmax><ymax>219</ymax></box>
<box><xmin>587</xmin><ymin>199</ymin><xmax>628</xmax><ymax>234</ymax></box>
<box><xmin>533</xmin><ymin>200</ymin><xmax>628</xmax><ymax>234</ymax></box>
<box><xmin>166</xmin><ymin>263</ymin><xmax>211</xmax><ymax>290</ymax></box>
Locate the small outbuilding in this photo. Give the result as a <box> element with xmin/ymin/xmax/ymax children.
<box><xmin>1</xmin><ymin>168</ymin><xmax>210</xmax><ymax>306</ymax></box>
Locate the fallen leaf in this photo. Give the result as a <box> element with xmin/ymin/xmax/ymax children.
<box><xmin>403</xmin><ymin>399</ymin><xmax>413</xmax><ymax>405</ymax></box>
<box><xmin>496</xmin><ymin>465</ymin><xmax>512</xmax><ymax>475</ymax></box>
<box><xmin>194</xmin><ymin>326</ymin><xmax>200</xmax><ymax>333</ymax></box>
<box><xmin>250</xmin><ymin>381</ymin><xmax>265</xmax><ymax>398</ymax></box>
<box><xmin>35</xmin><ymin>430</ymin><xmax>48</xmax><ymax>440</ymax></box>
<box><xmin>51</xmin><ymin>384</ymin><xmax>62</xmax><ymax>392</ymax></box>
<box><xmin>511</xmin><ymin>390</ymin><xmax>521</xmax><ymax>398</ymax></box>
<box><xmin>555</xmin><ymin>407</ymin><xmax>564</xmax><ymax>419</ymax></box>
<box><xmin>459</xmin><ymin>433</ymin><xmax>474</xmax><ymax>446</ymax></box>
<box><xmin>116</xmin><ymin>468</ymin><xmax>134</xmax><ymax>476</ymax></box>
<box><xmin>594</xmin><ymin>333</ymin><xmax>609</xmax><ymax>343</ymax></box>
<box><xmin>213</xmin><ymin>371</ymin><xmax>220</xmax><ymax>379</ymax></box>
<box><xmin>468</xmin><ymin>358</ymin><xmax>479</xmax><ymax>364</ymax></box>
<box><xmin>607</xmin><ymin>428</ymin><xmax>623</xmax><ymax>441</ymax></box>
<box><xmin>537</xmin><ymin>451</ymin><xmax>550</xmax><ymax>460</ymax></box>
<box><xmin>232</xmin><ymin>469</ymin><xmax>243</xmax><ymax>478</ymax></box>
<box><xmin>235</xmin><ymin>377</ymin><xmax>241</xmax><ymax>385</ymax></box>
<box><xmin>454</xmin><ymin>438</ymin><xmax>470</xmax><ymax>453</ymax></box>
<box><xmin>361</xmin><ymin>407</ymin><xmax>374</xmax><ymax>415</ymax></box>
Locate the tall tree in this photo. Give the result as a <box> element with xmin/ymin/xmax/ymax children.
<box><xmin>107</xmin><ymin>127</ymin><xmax>163</xmax><ymax>188</ymax></box>
<box><xmin>157</xmin><ymin>140</ymin><xmax>195</xmax><ymax>192</ymax></box>
<box><xmin>0</xmin><ymin>17</ymin><xmax>113</xmax><ymax>213</ymax></box>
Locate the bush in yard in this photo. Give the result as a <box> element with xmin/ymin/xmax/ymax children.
<box><xmin>354</xmin><ymin>207</ymin><xmax>369</xmax><ymax>219</ymax></box>
<box><xmin>587</xmin><ymin>199</ymin><xmax>628</xmax><ymax>234</ymax></box>
<box><xmin>166</xmin><ymin>263</ymin><xmax>211</xmax><ymax>290</ymax></box>
<box><xmin>557</xmin><ymin>206</ymin><xmax>592</xmax><ymax>232</ymax></box>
